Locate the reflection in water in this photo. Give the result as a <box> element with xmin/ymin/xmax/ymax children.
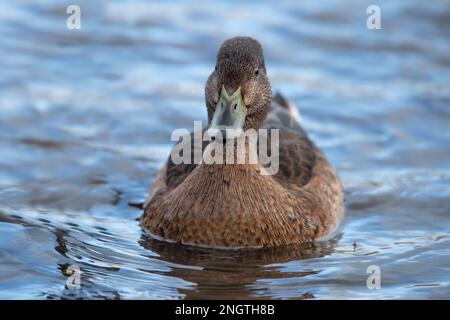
<box><xmin>139</xmin><ymin>235</ymin><xmax>340</xmax><ymax>299</ymax></box>
<box><xmin>0</xmin><ymin>0</ymin><xmax>450</xmax><ymax>299</ymax></box>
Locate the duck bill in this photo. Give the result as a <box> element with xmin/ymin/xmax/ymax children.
<box><xmin>208</xmin><ymin>86</ymin><xmax>247</xmax><ymax>139</ymax></box>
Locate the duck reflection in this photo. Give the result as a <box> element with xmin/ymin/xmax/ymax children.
<box><xmin>139</xmin><ymin>232</ymin><xmax>341</xmax><ymax>299</ymax></box>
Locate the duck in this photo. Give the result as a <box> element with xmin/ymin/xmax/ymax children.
<box><xmin>142</xmin><ymin>36</ymin><xmax>344</xmax><ymax>249</ymax></box>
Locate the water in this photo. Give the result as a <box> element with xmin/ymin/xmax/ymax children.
<box><xmin>0</xmin><ymin>0</ymin><xmax>449</xmax><ymax>299</ymax></box>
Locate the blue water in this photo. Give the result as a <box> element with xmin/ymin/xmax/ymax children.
<box><xmin>0</xmin><ymin>0</ymin><xmax>449</xmax><ymax>299</ymax></box>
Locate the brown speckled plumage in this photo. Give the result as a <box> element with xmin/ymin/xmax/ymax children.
<box><xmin>142</xmin><ymin>37</ymin><xmax>344</xmax><ymax>248</ymax></box>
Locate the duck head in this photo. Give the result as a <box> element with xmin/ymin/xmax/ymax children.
<box><xmin>205</xmin><ymin>37</ymin><xmax>272</xmax><ymax>136</ymax></box>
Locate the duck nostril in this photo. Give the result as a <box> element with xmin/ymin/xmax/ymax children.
<box><xmin>233</xmin><ymin>104</ymin><xmax>237</xmax><ymax>110</ymax></box>
<box><xmin>218</xmin><ymin>130</ymin><xmax>227</xmax><ymax>144</ymax></box>
<box><xmin>210</xmin><ymin>131</ymin><xmax>227</xmax><ymax>144</ymax></box>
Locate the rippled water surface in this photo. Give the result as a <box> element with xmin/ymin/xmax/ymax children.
<box><xmin>1</xmin><ymin>0</ymin><xmax>449</xmax><ymax>299</ymax></box>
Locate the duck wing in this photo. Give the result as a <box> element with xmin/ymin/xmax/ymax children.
<box><xmin>262</xmin><ymin>93</ymin><xmax>317</xmax><ymax>187</ymax></box>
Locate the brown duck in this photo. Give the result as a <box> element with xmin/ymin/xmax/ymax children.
<box><xmin>142</xmin><ymin>37</ymin><xmax>344</xmax><ymax>249</ymax></box>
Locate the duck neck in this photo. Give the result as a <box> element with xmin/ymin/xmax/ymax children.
<box><xmin>201</xmin><ymin>130</ymin><xmax>278</xmax><ymax>176</ymax></box>
<box><xmin>201</xmin><ymin>137</ymin><xmax>260</xmax><ymax>167</ymax></box>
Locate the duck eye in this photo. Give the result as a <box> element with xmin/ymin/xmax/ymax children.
<box><xmin>215</xmin><ymin>65</ymin><xmax>218</xmax><ymax>71</ymax></box>
<box><xmin>254</xmin><ymin>68</ymin><xmax>259</xmax><ymax>76</ymax></box>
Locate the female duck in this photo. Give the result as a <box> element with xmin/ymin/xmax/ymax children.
<box><xmin>142</xmin><ymin>37</ymin><xmax>344</xmax><ymax>248</ymax></box>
